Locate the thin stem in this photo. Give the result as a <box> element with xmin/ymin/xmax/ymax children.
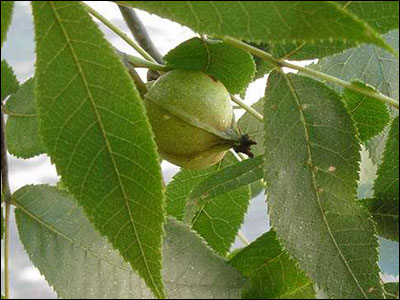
<box><xmin>237</xmin><ymin>231</ymin><xmax>250</xmax><ymax>246</ymax></box>
<box><xmin>118</xmin><ymin>5</ymin><xmax>164</xmax><ymax>64</ymax></box>
<box><xmin>224</xmin><ymin>37</ymin><xmax>399</xmax><ymax>110</ymax></box>
<box><xmin>1</xmin><ymin>108</ymin><xmax>11</xmax><ymax>299</ymax></box>
<box><xmin>82</xmin><ymin>3</ymin><xmax>156</xmax><ymax>63</ymax></box>
<box><xmin>121</xmin><ymin>51</ymin><xmax>169</xmax><ymax>72</ymax></box>
<box><xmin>231</xmin><ymin>95</ymin><xmax>264</xmax><ymax>122</ymax></box>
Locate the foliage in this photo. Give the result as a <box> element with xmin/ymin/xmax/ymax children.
<box><xmin>1</xmin><ymin>1</ymin><xmax>398</xmax><ymax>299</ymax></box>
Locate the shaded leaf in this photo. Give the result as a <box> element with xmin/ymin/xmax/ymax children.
<box><xmin>166</xmin><ymin>152</ymin><xmax>251</xmax><ymax>256</ymax></box>
<box><xmin>363</xmin><ymin>117</ymin><xmax>399</xmax><ymax>241</ymax></box>
<box><xmin>32</xmin><ymin>2</ymin><xmax>165</xmax><ymax>297</ymax></box>
<box><xmin>237</xmin><ymin>98</ymin><xmax>264</xmax><ymax>156</ymax></box>
<box><xmin>270</xmin><ymin>2</ymin><xmax>399</xmax><ymax>60</ymax></box>
<box><xmin>164</xmin><ymin>37</ymin><xmax>255</xmax><ymax>94</ymax></box>
<box><xmin>343</xmin><ymin>81</ymin><xmax>390</xmax><ymax>142</ymax></box>
<box><xmin>1</xmin><ymin>1</ymin><xmax>14</xmax><ymax>46</ymax></box>
<box><xmin>5</xmin><ymin>78</ymin><xmax>46</xmax><ymax>158</ymax></box>
<box><xmin>185</xmin><ymin>155</ymin><xmax>263</xmax><ymax>222</ymax></box>
<box><xmin>264</xmin><ymin>71</ymin><xmax>383</xmax><ymax>299</ymax></box>
<box><xmin>312</xmin><ymin>30</ymin><xmax>399</xmax><ymax>102</ymax></box>
<box><xmin>337</xmin><ymin>1</ymin><xmax>399</xmax><ymax>34</ymax></box>
<box><xmin>1</xmin><ymin>60</ymin><xmax>19</xmax><ymax>101</ymax></box>
<box><xmin>14</xmin><ymin>185</ymin><xmax>244</xmax><ymax>299</ymax></box>
<box><xmin>385</xmin><ymin>282</ymin><xmax>399</xmax><ymax>299</ymax></box>
<box><xmin>123</xmin><ymin>1</ymin><xmax>393</xmax><ymax>53</ymax></box>
<box><xmin>230</xmin><ymin>230</ymin><xmax>315</xmax><ymax>299</ymax></box>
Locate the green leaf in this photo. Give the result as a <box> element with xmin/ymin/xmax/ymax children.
<box><xmin>185</xmin><ymin>155</ymin><xmax>263</xmax><ymax>222</ymax></box>
<box><xmin>14</xmin><ymin>185</ymin><xmax>244</xmax><ymax>299</ymax></box>
<box><xmin>337</xmin><ymin>1</ymin><xmax>399</xmax><ymax>34</ymax></box>
<box><xmin>230</xmin><ymin>230</ymin><xmax>315</xmax><ymax>299</ymax></box>
<box><xmin>343</xmin><ymin>81</ymin><xmax>390</xmax><ymax>143</ymax></box>
<box><xmin>264</xmin><ymin>71</ymin><xmax>383</xmax><ymax>299</ymax></box>
<box><xmin>312</xmin><ymin>30</ymin><xmax>399</xmax><ymax>102</ymax></box>
<box><xmin>166</xmin><ymin>152</ymin><xmax>251</xmax><ymax>256</ymax></box>
<box><xmin>365</xmin><ymin>125</ymin><xmax>391</xmax><ymax>165</ymax></box>
<box><xmin>1</xmin><ymin>1</ymin><xmax>14</xmax><ymax>47</ymax></box>
<box><xmin>249</xmin><ymin>43</ymin><xmax>275</xmax><ymax>79</ymax></box>
<box><xmin>32</xmin><ymin>2</ymin><xmax>165</xmax><ymax>298</ymax></box>
<box><xmin>5</xmin><ymin>78</ymin><xmax>46</xmax><ymax>158</ymax></box>
<box><xmin>237</xmin><ymin>98</ymin><xmax>264</xmax><ymax>156</ymax></box>
<box><xmin>385</xmin><ymin>282</ymin><xmax>399</xmax><ymax>299</ymax></box>
<box><xmin>374</xmin><ymin>117</ymin><xmax>399</xmax><ymax>203</ymax></box>
<box><xmin>164</xmin><ymin>37</ymin><xmax>255</xmax><ymax>94</ymax></box>
<box><xmin>123</xmin><ymin>1</ymin><xmax>393</xmax><ymax>53</ymax></box>
<box><xmin>269</xmin><ymin>2</ymin><xmax>400</xmax><ymax>60</ymax></box>
<box><xmin>363</xmin><ymin>117</ymin><xmax>399</xmax><ymax>241</ymax></box>
<box><xmin>1</xmin><ymin>60</ymin><xmax>19</xmax><ymax>101</ymax></box>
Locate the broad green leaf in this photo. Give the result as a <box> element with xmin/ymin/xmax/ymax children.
<box><xmin>337</xmin><ymin>1</ymin><xmax>399</xmax><ymax>34</ymax></box>
<box><xmin>164</xmin><ymin>37</ymin><xmax>255</xmax><ymax>94</ymax></box>
<box><xmin>123</xmin><ymin>1</ymin><xmax>393</xmax><ymax>53</ymax></box>
<box><xmin>363</xmin><ymin>117</ymin><xmax>399</xmax><ymax>241</ymax></box>
<box><xmin>1</xmin><ymin>60</ymin><xmax>19</xmax><ymax>101</ymax></box>
<box><xmin>185</xmin><ymin>155</ymin><xmax>263</xmax><ymax>222</ymax></box>
<box><xmin>270</xmin><ymin>1</ymin><xmax>400</xmax><ymax>60</ymax></box>
<box><xmin>230</xmin><ymin>230</ymin><xmax>315</xmax><ymax>299</ymax></box>
<box><xmin>361</xmin><ymin>198</ymin><xmax>399</xmax><ymax>242</ymax></box>
<box><xmin>385</xmin><ymin>282</ymin><xmax>399</xmax><ymax>299</ymax></box>
<box><xmin>32</xmin><ymin>2</ymin><xmax>165</xmax><ymax>298</ymax></box>
<box><xmin>166</xmin><ymin>152</ymin><xmax>251</xmax><ymax>256</ymax></box>
<box><xmin>5</xmin><ymin>78</ymin><xmax>46</xmax><ymax>158</ymax></box>
<box><xmin>1</xmin><ymin>1</ymin><xmax>14</xmax><ymax>47</ymax></box>
<box><xmin>312</xmin><ymin>30</ymin><xmax>399</xmax><ymax>102</ymax></box>
<box><xmin>14</xmin><ymin>185</ymin><xmax>244</xmax><ymax>299</ymax></box>
<box><xmin>237</xmin><ymin>98</ymin><xmax>264</xmax><ymax>156</ymax></box>
<box><xmin>374</xmin><ymin>117</ymin><xmax>399</xmax><ymax>203</ymax></box>
<box><xmin>343</xmin><ymin>81</ymin><xmax>390</xmax><ymax>143</ymax></box>
<box><xmin>264</xmin><ymin>71</ymin><xmax>383</xmax><ymax>299</ymax></box>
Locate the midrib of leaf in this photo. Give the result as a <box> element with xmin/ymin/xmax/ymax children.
<box><xmin>14</xmin><ymin>200</ymin><xmax>131</xmax><ymax>273</ymax></box>
<box><xmin>48</xmin><ymin>2</ymin><xmax>162</xmax><ymax>297</ymax></box>
<box><xmin>283</xmin><ymin>73</ymin><xmax>368</xmax><ymax>298</ymax></box>
<box><xmin>280</xmin><ymin>282</ymin><xmax>313</xmax><ymax>299</ymax></box>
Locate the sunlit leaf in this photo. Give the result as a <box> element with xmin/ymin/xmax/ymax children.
<box><xmin>1</xmin><ymin>1</ymin><xmax>14</xmax><ymax>46</ymax></box>
<box><xmin>32</xmin><ymin>2</ymin><xmax>165</xmax><ymax>297</ymax></box>
<box><xmin>164</xmin><ymin>37</ymin><xmax>255</xmax><ymax>94</ymax></box>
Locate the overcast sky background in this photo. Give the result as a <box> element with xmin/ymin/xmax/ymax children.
<box><xmin>1</xmin><ymin>2</ymin><xmax>398</xmax><ymax>299</ymax></box>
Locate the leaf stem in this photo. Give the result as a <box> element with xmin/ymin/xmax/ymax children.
<box><xmin>121</xmin><ymin>51</ymin><xmax>169</xmax><ymax>72</ymax></box>
<box><xmin>237</xmin><ymin>231</ymin><xmax>250</xmax><ymax>246</ymax></box>
<box><xmin>231</xmin><ymin>95</ymin><xmax>263</xmax><ymax>122</ymax></box>
<box><xmin>1</xmin><ymin>108</ymin><xmax>12</xmax><ymax>299</ymax></box>
<box><xmin>224</xmin><ymin>37</ymin><xmax>399</xmax><ymax>110</ymax></box>
<box><xmin>82</xmin><ymin>2</ymin><xmax>156</xmax><ymax>63</ymax></box>
<box><xmin>118</xmin><ymin>5</ymin><xmax>164</xmax><ymax>64</ymax></box>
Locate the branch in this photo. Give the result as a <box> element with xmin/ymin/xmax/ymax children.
<box><xmin>231</xmin><ymin>95</ymin><xmax>263</xmax><ymax>122</ymax></box>
<box><xmin>118</xmin><ymin>5</ymin><xmax>164</xmax><ymax>64</ymax></box>
<box><xmin>224</xmin><ymin>37</ymin><xmax>399</xmax><ymax>110</ymax></box>
<box><xmin>1</xmin><ymin>108</ymin><xmax>11</xmax><ymax>299</ymax></box>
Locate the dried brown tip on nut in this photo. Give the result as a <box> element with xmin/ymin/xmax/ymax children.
<box><xmin>233</xmin><ymin>134</ymin><xmax>257</xmax><ymax>158</ymax></box>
